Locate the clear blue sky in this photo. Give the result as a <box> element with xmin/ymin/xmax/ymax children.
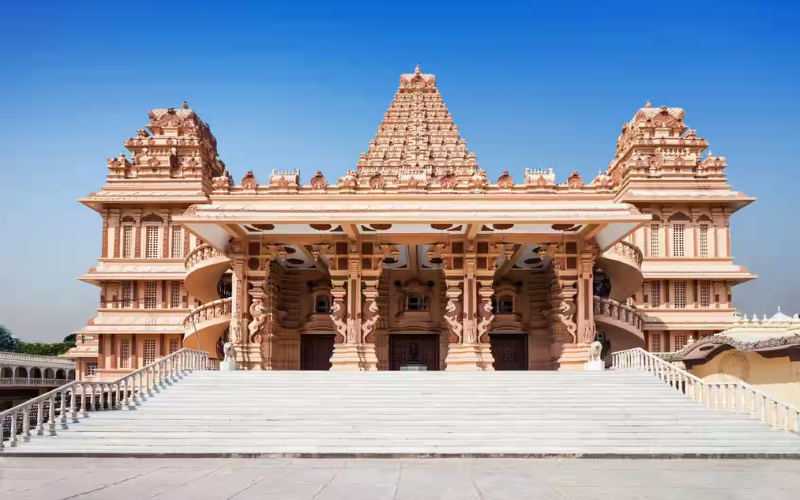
<box><xmin>1</xmin><ymin>1</ymin><xmax>798</xmax><ymax>341</ymax></box>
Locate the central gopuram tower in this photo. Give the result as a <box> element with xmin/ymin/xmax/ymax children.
<box><xmin>173</xmin><ymin>65</ymin><xmax>648</xmax><ymax>372</ymax></box>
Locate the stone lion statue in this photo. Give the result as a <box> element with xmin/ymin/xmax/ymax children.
<box><xmin>223</xmin><ymin>341</ymin><xmax>236</xmax><ymax>362</ymax></box>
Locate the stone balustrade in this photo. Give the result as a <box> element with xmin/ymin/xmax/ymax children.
<box><xmin>601</xmin><ymin>240</ymin><xmax>643</xmax><ymax>269</ymax></box>
<box><xmin>183</xmin><ymin>297</ymin><xmax>232</xmax><ymax>329</ymax></box>
<box><xmin>0</xmin><ymin>378</ymin><xmax>70</xmax><ymax>387</ymax></box>
<box><xmin>0</xmin><ymin>352</ymin><xmax>76</xmax><ymax>385</ymax></box>
<box><xmin>613</xmin><ymin>348</ymin><xmax>800</xmax><ymax>435</ymax></box>
<box><xmin>593</xmin><ymin>296</ymin><xmax>645</xmax><ymax>332</ymax></box>
<box><xmin>1</xmin><ymin>348</ymin><xmax>211</xmax><ymax>449</ymax></box>
<box><xmin>0</xmin><ymin>352</ymin><xmax>76</xmax><ymax>367</ymax></box>
<box><xmin>184</xmin><ymin>243</ymin><xmax>229</xmax><ymax>273</ymax></box>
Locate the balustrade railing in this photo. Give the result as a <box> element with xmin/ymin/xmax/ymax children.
<box><xmin>0</xmin><ymin>352</ymin><xmax>77</xmax><ymax>366</ymax></box>
<box><xmin>601</xmin><ymin>240</ymin><xmax>643</xmax><ymax>268</ymax></box>
<box><xmin>593</xmin><ymin>296</ymin><xmax>645</xmax><ymax>331</ymax></box>
<box><xmin>0</xmin><ymin>378</ymin><xmax>70</xmax><ymax>387</ymax></box>
<box><xmin>184</xmin><ymin>243</ymin><xmax>229</xmax><ymax>273</ymax></box>
<box><xmin>612</xmin><ymin>348</ymin><xmax>800</xmax><ymax>435</ymax></box>
<box><xmin>0</xmin><ymin>348</ymin><xmax>210</xmax><ymax>449</ymax></box>
<box><xmin>183</xmin><ymin>297</ymin><xmax>232</xmax><ymax>329</ymax></box>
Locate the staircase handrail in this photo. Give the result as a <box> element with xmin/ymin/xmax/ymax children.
<box><xmin>612</xmin><ymin>347</ymin><xmax>800</xmax><ymax>434</ymax></box>
<box><xmin>0</xmin><ymin>348</ymin><xmax>210</xmax><ymax>449</ymax></box>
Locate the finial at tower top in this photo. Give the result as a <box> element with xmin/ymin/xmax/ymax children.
<box><xmin>182</xmin><ymin>101</ymin><xmax>189</xmax><ymax>109</ymax></box>
<box><xmin>645</xmin><ymin>99</ymin><xmax>652</xmax><ymax>108</ymax></box>
<box><xmin>415</xmin><ymin>63</ymin><xmax>421</xmax><ymax>74</ymax></box>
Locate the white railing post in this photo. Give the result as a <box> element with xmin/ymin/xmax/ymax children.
<box><xmin>760</xmin><ymin>395</ymin><xmax>767</xmax><ymax>422</ymax></box>
<box><xmin>21</xmin><ymin>407</ymin><xmax>30</xmax><ymax>438</ymax></box>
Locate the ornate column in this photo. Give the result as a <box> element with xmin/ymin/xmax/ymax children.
<box><xmin>542</xmin><ymin>244</ymin><xmax>582</xmax><ymax>370</ymax></box>
<box><xmin>575</xmin><ymin>239</ymin><xmax>597</xmax><ymax>345</ymax></box>
<box><xmin>443</xmin><ymin>248</ymin><xmax>484</xmax><ymax>371</ymax></box>
<box><xmin>246</xmin><ymin>245</ymin><xmax>283</xmax><ymax>370</ymax></box>
<box><xmin>227</xmin><ymin>240</ymin><xmax>247</xmax><ymax>365</ymax></box>
<box><xmin>360</xmin><ymin>278</ymin><xmax>380</xmax><ymax>371</ymax></box>
<box><xmin>476</xmin><ymin>279</ymin><xmax>496</xmax><ymax>371</ymax></box>
<box><xmin>330</xmin><ymin>244</ymin><xmax>363</xmax><ymax>370</ymax></box>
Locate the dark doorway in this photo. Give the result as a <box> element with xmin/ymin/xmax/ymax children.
<box><xmin>389</xmin><ymin>334</ymin><xmax>440</xmax><ymax>371</ymax></box>
<box><xmin>300</xmin><ymin>334</ymin><xmax>335</xmax><ymax>371</ymax></box>
<box><xmin>490</xmin><ymin>334</ymin><xmax>529</xmax><ymax>370</ymax></box>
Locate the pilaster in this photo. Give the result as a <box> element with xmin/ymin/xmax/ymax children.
<box><xmin>443</xmin><ymin>244</ymin><xmax>484</xmax><ymax>371</ymax></box>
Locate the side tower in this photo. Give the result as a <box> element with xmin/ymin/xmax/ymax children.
<box><xmin>608</xmin><ymin>102</ymin><xmax>755</xmax><ymax>352</ymax></box>
<box><xmin>65</xmin><ymin>104</ymin><xmax>225</xmax><ymax>379</ymax></box>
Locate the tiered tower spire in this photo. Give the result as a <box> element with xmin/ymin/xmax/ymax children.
<box><xmin>355</xmin><ymin>65</ymin><xmax>479</xmax><ymax>187</ymax></box>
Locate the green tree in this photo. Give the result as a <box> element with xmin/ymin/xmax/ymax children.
<box><xmin>16</xmin><ymin>342</ymin><xmax>72</xmax><ymax>356</ymax></box>
<box><xmin>62</xmin><ymin>333</ymin><xmax>77</xmax><ymax>349</ymax></box>
<box><xmin>0</xmin><ymin>325</ymin><xmax>18</xmax><ymax>352</ymax></box>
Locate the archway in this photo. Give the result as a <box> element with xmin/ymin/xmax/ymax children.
<box><xmin>14</xmin><ymin>366</ymin><xmax>28</xmax><ymax>378</ymax></box>
<box><xmin>29</xmin><ymin>367</ymin><xmax>42</xmax><ymax>379</ymax></box>
<box><xmin>55</xmin><ymin>369</ymin><xmax>66</xmax><ymax>379</ymax></box>
<box><xmin>0</xmin><ymin>367</ymin><xmax>12</xmax><ymax>378</ymax></box>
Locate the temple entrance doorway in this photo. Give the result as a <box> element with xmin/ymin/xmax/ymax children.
<box><xmin>300</xmin><ymin>334</ymin><xmax>335</xmax><ymax>371</ymax></box>
<box><xmin>490</xmin><ymin>334</ymin><xmax>529</xmax><ymax>370</ymax></box>
<box><xmin>389</xmin><ymin>334</ymin><xmax>440</xmax><ymax>371</ymax></box>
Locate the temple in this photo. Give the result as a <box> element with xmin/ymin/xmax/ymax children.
<box><xmin>66</xmin><ymin>65</ymin><xmax>755</xmax><ymax>376</ymax></box>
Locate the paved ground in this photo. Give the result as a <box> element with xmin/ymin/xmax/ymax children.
<box><xmin>1</xmin><ymin>458</ymin><xmax>800</xmax><ymax>500</ymax></box>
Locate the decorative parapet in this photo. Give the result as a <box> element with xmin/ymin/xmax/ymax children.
<box><xmin>593</xmin><ymin>296</ymin><xmax>645</xmax><ymax>332</ymax></box>
<box><xmin>268</xmin><ymin>169</ymin><xmax>300</xmax><ymax>191</ymax></box>
<box><xmin>184</xmin><ymin>244</ymin><xmax>230</xmax><ymax>273</ymax></box>
<box><xmin>183</xmin><ymin>297</ymin><xmax>232</xmax><ymax>329</ymax></box>
<box><xmin>0</xmin><ymin>352</ymin><xmax>76</xmax><ymax>367</ymax></box>
<box><xmin>601</xmin><ymin>240</ymin><xmax>643</xmax><ymax>269</ymax></box>
<box><xmin>524</xmin><ymin>167</ymin><xmax>556</xmax><ymax>189</ymax></box>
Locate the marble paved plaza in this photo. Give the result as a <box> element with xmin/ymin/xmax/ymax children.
<box><xmin>1</xmin><ymin>457</ymin><xmax>800</xmax><ymax>500</ymax></box>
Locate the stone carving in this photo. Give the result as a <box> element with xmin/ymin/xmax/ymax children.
<box><xmin>567</xmin><ymin>170</ymin><xmax>583</xmax><ymax>189</ymax></box>
<box><xmin>589</xmin><ymin>341</ymin><xmax>602</xmax><ymax>362</ymax></box>
<box><xmin>248</xmin><ymin>300</ymin><xmax>268</xmax><ymax>342</ymax></box>
<box><xmin>369</xmin><ymin>173</ymin><xmax>386</xmax><ymax>190</ymax></box>
<box><xmin>242</xmin><ymin>170</ymin><xmax>258</xmax><ymax>190</ymax></box>
<box><xmin>223</xmin><ymin>342</ymin><xmax>236</xmax><ymax>362</ymax></box>
<box><xmin>470</xmin><ymin>169</ymin><xmax>489</xmax><ymax>190</ymax></box>
<box><xmin>338</xmin><ymin>170</ymin><xmax>358</xmax><ymax>188</ymax></box>
<box><xmin>497</xmin><ymin>170</ymin><xmax>514</xmax><ymax>188</ymax></box>
<box><xmin>362</xmin><ymin>299</ymin><xmax>380</xmax><ymax>343</ymax></box>
<box><xmin>477</xmin><ymin>299</ymin><xmax>495</xmax><ymax>343</ymax></box>
<box><xmin>346</xmin><ymin>318</ymin><xmax>359</xmax><ymax>344</ymax></box>
<box><xmin>444</xmin><ymin>298</ymin><xmax>463</xmax><ymax>343</ymax></box>
<box><xmin>524</xmin><ymin>167</ymin><xmax>555</xmax><ymax>187</ymax></box>
<box><xmin>310</xmin><ymin>170</ymin><xmax>327</xmax><ymax>189</ymax></box>
<box><xmin>440</xmin><ymin>172</ymin><xmax>457</xmax><ymax>189</ymax></box>
<box><xmin>330</xmin><ymin>301</ymin><xmax>347</xmax><ymax>343</ymax></box>
<box><xmin>269</xmin><ymin>169</ymin><xmax>300</xmax><ymax>187</ymax></box>
<box><xmin>557</xmin><ymin>300</ymin><xmax>577</xmax><ymax>343</ymax></box>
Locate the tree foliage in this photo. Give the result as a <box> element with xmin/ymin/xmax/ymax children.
<box><xmin>0</xmin><ymin>325</ymin><xmax>76</xmax><ymax>355</ymax></box>
<box><xmin>0</xmin><ymin>325</ymin><xmax>18</xmax><ymax>352</ymax></box>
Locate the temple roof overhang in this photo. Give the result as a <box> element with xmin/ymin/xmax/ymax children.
<box><xmin>618</xmin><ymin>191</ymin><xmax>755</xmax><ymax>213</ymax></box>
<box><xmin>78</xmin><ymin>260</ymin><xmax>188</xmax><ymax>286</ymax></box>
<box><xmin>173</xmin><ymin>197</ymin><xmax>651</xmax><ymax>252</ymax></box>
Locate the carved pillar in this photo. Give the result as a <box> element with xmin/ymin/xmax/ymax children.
<box><xmin>476</xmin><ymin>279</ymin><xmax>496</xmax><ymax>371</ymax></box>
<box><xmin>330</xmin><ymin>245</ymin><xmax>363</xmax><ymax>370</ymax></box>
<box><xmin>246</xmin><ymin>278</ymin><xmax>266</xmax><ymax>370</ymax></box>
<box><xmin>360</xmin><ymin>278</ymin><xmax>380</xmax><ymax>371</ymax></box>
<box><xmin>542</xmin><ymin>244</ymin><xmax>584</xmax><ymax>370</ymax></box>
<box><xmin>110</xmin><ymin>209</ymin><xmax>121</xmax><ymax>258</ymax></box>
<box><xmin>228</xmin><ymin>240</ymin><xmax>247</xmax><ymax>366</ymax></box>
<box><xmin>443</xmin><ymin>247</ymin><xmax>484</xmax><ymax>371</ymax></box>
<box><xmin>101</xmin><ymin>210</ymin><xmax>109</xmax><ymax>258</ymax></box>
<box><xmin>576</xmin><ymin>239</ymin><xmax>597</xmax><ymax>345</ymax></box>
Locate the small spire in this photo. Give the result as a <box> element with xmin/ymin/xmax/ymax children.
<box><xmin>415</xmin><ymin>63</ymin><xmax>421</xmax><ymax>75</ymax></box>
<box><xmin>182</xmin><ymin>101</ymin><xmax>189</xmax><ymax>109</ymax></box>
<box><xmin>707</xmin><ymin>150</ymin><xmax>713</xmax><ymax>158</ymax></box>
<box><xmin>778</xmin><ymin>306</ymin><xmax>782</xmax><ymax>313</ymax></box>
<box><xmin>645</xmin><ymin>99</ymin><xmax>652</xmax><ymax>108</ymax></box>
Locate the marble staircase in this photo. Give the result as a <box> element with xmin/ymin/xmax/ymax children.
<box><xmin>5</xmin><ymin>370</ymin><xmax>800</xmax><ymax>456</ymax></box>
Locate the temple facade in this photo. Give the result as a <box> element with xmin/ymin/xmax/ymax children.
<box><xmin>66</xmin><ymin>65</ymin><xmax>755</xmax><ymax>377</ymax></box>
